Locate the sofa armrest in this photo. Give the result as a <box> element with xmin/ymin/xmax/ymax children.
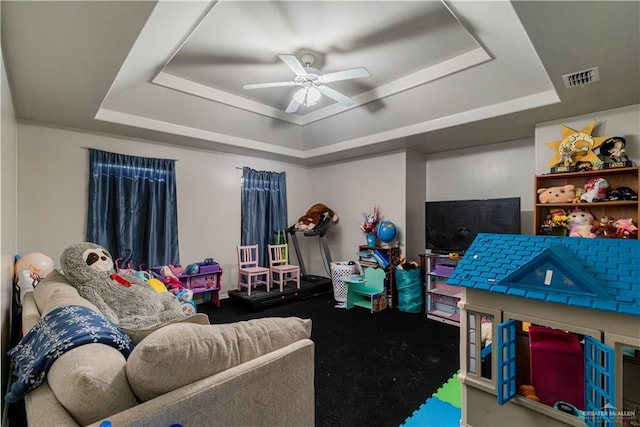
<box><xmin>90</xmin><ymin>339</ymin><xmax>315</xmax><ymax>427</ymax></box>
<box><xmin>25</xmin><ymin>382</ymin><xmax>79</xmax><ymax>427</ymax></box>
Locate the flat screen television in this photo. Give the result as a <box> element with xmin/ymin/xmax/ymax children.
<box><xmin>425</xmin><ymin>197</ymin><xmax>521</xmax><ymax>254</ymax></box>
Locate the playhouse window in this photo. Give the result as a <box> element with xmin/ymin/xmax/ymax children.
<box><xmin>466</xmin><ymin>311</ymin><xmax>493</xmax><ymax>380</ymax></box>
<box><xmin>496</xmin><ymin>319</ymin><xmax>615</xmax><ymax>426</ymax></box>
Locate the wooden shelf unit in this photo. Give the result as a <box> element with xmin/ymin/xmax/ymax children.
<box><xmin>534</xmin><ymin>166</ymin><xmax>639</xmax><ymax>237</ymax></box>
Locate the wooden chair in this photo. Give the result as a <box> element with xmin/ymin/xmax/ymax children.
<box><xmin>237</xmin><ymin>245</ymin><xmax>270</xmax><ymax>296</ymax></box>
<box><xmin>267</xmin><ymin>244</ymin><xmax>301</xmax><ymax>292</ymax></box>
<box><xmin>345</xmin><ymin>267</ymin><xmax>387</xmax><ymax>312</ymax></box>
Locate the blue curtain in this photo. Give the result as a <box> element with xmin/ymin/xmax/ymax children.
<box><xmin>86</xmin><ymin>149</ymin><xmax>179</xmax><ymax>269</ymax></box>
<box><xmin>241</xmin><ymin>167</ymin><xmax>288</xmax><ymax>267</ymax></box>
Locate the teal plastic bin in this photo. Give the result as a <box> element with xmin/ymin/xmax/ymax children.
<box><xmin>395</xmin><ymin>268</ymin><xmax>423</xmax><ymax>313</ymax></box>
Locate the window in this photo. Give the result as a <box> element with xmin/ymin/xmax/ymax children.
<box><xmin>466</xmin><ymin>311</ymin><xmax>494</xmax><ymax>380</ymax></box>
<box><xmin>86</xmin><ymin>149</ymin><xmax>179</xmax><ymax>268</ymax></box>
<box><xmin>240</xmin><ymin>167</ymin><xmax>288</xmax><ymax>267</ymax></box>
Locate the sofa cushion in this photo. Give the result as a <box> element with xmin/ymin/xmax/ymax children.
<box><xmin>34</xmin><ymin>270</ymin><xmax>99</xmax><ymax>316</ymax></box>
<box><xmin>126</xmin><ymin>317</ymin><xmax>312</xmax><ymax>401</ymax></box>
<box><xmin>47</xmin><ymin>344</ymin><xmax>138</xmax><ymax>426</ymax></box>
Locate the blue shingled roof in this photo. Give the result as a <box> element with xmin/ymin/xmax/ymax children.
<box><xmin>447</xmin><ymin>233</ymin><xmax>640</xmax><ymax>316</ymax></box>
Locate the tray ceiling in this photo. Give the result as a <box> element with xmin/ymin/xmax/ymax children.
<box><xmin>2</xmin><ymin>1</ymin><xmax>639</xmax><ymax>165</ymax></box>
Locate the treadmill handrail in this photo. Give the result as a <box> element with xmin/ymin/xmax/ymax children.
<box><xmin>286</xmin><ymin>215</ymin><xmax>334</xmax><ymax>275</ymax></box>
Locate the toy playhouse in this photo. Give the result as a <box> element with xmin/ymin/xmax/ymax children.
<box><xmin>447</xmin><ymin>233</ymin><xmax>639</xmax><ymax>427</ymax></box>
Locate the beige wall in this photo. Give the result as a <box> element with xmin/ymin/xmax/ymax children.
<box><xmin>425</xmin><ymin>137</ymin><xmax>536</xmax><ymax>236</ymax></box>
<box><xmin>1</xmin><ymin>45</ymin><xmax>19</xmax><ymax>398</ymax></box>
<box><xmin>307</xmin><ymin>150</ymin><xmax>408</xmax><ymax>265</ymax></box>
<box><xmin>406</xmin><ymin>149</ymin><xmax>427</xmax><ymax>259</ymax></box>
<box><xmin>16</xmin><ymin>123</ymin><xmax>315</xmax><ymax>295</ymax></box>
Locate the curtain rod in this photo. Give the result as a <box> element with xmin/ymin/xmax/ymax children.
<box><xmin>236</xmin><ymin>167</ymin><xmax>286</xmax><ymax>173</ymax></box>
<box><xmin>80</xmin><ymin>146</ymin><xmax>179</xmax><ymax>161</ymax></box>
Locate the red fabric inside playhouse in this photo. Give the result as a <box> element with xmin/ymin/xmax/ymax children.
<box><xmin>528</xmin><ymin>325</ymin><xmax>585</xmax><ymax>410</ymax></box>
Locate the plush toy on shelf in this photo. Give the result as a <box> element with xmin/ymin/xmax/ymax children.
<box><xmin>613</xmin><ymin>218</ymin><xmax>638</xmax><ymax>239</ymax></box>
<box><xmin>592</xmin><ymin>216</ymin><xmax>618</xmax><ymax>238</ymax></box>
<box><xmin>295</xmin><ymin>203</ymin><xmax>339</xmax><ymax>231</ymax></box>
<box><xmin>537</xmin><ymin>184</ymin><xmax>576</xmax><ymax>204</ymax></box>
<box><xmin>580</xmin><ymin>177</ymin><xmax>609</xmax><ymax>203</ymax></box>
<box><xmin>566</xmin><ymin>208</ymin><xmax>596</xmax><ymax>238</ymax></box>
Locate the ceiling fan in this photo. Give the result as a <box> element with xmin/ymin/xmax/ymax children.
<box><xmin>242</xmin><ymin>54</ymin><xmax>369</xmax><ymax>113</ymax></box>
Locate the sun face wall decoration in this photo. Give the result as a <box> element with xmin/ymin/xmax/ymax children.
<box><xmin>545</xmin><ymin>119</ymin><xmax>609</xmax><ymax>173</ymax></box>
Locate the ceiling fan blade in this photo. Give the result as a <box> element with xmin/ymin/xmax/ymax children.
<box><xmin>278</xmin><ymin>54</ymin><xmax>307</xmax><ymax>76</ymax></box>
<box><xmin>317</xmin><ymin>85</ymin><xmax>355</xmax><ymax>107</ymax></box>
<box><xmin>321</xmin><ymin>67</ymin><xmax>369</xmax><ymax>83</ymax></box>
<box><xmin>243</xmin><ymin>81</ymin><xmax>295</xmax><ymax>90</ymax></box>
<box><xmin>285</xmin><ymin>98</ymin><xmax>301</xmax><ymax>113</ymax></box>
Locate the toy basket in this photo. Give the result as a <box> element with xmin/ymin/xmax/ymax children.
<box><xmin>330</xmin><ymin>262</ymin><xmax>358</xmax><ymax>305</ymax></box>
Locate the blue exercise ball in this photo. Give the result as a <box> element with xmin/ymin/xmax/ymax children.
<box><xmin>377</xmin><ymin>221</ymin><xmax>397</xmax><ymax>244</ymax></box>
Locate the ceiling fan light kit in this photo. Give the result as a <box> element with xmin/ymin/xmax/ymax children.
<box><xmin>294</xmin><ymin>87</ymin><xmax>322</xmax><ymax>107</ymax></box>
<box><xmin>243</xmin><ymin>53</ymin><xmax>370</xmax><ymax>113</ymax></box>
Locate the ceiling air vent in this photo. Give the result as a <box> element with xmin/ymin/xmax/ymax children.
<box><xmin>562</xmin><ymin>67</ymin><xmax>600</xmax><ymax>88</ymax></box>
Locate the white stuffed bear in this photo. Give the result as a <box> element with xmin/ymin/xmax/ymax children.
<box><xmin>60</xmin><ymin>242</ymin><xmax>190</xmax><ymax>331</ymax></box>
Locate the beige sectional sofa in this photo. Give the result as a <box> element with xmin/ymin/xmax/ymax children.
<box><xmin>19</xmin><ymin>270</ymin><xmax>315</xmax><ymax>426</ymax></box>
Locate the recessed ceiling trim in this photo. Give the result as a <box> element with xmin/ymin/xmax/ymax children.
<box><xmin>152</xmin><ymin>71</ymin><xmax>304</xmax><ymax>125</ymax></box>
<box><xmin>94</xmin><ymin>108</ymin><xmax>307</xmax><ymax>158</ymax></box>
<box><xmin>96</xmin><ymin>88</ymin><xmax>559</xmax><ymax>161</ymax></box>
<box><xmin>304</xmin><ymin>89</ymin><xmax>561</xmax><ymax>158</ymax></box>
<box><xmin>153</xmin><ymin>46</ymin><xmax>491</xmax><ymax>126</ymax></box>
<box><xmin>301</xmin><ymin>47</ymin><xmax>492</xmax><ymax>124</ymax></box>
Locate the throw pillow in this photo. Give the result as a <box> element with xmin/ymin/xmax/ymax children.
<box><xmin>47</xmin><ymin>344</ymin><xmax>138</xmax><ymax>426</ymax></box>
<box><xmin>126</xmin><ymin>317</ymin><xmax>312</xmax><ymax>401</ymax></box>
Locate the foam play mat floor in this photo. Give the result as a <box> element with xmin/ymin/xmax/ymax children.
<box><xmin>401</xmin><ymin>371</ymin><xmax>461</xmax><ymax>427</ymax></box>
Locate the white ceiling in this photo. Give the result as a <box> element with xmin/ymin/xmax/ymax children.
<box><xmin>2</xmin><ymin>1</ymin><xmax>639</xmax><ymax>165</ymax></box>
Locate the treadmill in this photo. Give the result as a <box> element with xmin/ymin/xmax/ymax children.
<box><xmin>227</xmin><ymin>215</ymin><xmax>333</xmax><ymax>309</ymax></box>
<box><xmin>287</xmin><ymin>214</ymin><xmax>334</xmax><ymax>286</ymax></box>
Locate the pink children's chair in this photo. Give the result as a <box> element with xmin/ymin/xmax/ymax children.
<box><xmin>237</xmin><ymin>245</ymin><xmax>270</xmax><ymax>296</ymax></box>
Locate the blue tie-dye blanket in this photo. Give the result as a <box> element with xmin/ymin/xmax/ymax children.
<box><xmin>5</xmin><ymin>305</ymin><xmax>135</xmax><ymax>403</ymax></box>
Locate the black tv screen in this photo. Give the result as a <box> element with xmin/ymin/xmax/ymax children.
<box><xmin>425</xmin><ymin>197</ymin><xmax>521</xmax><ymax>253</ymax></box>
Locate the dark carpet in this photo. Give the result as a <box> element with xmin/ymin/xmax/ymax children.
<box><xmin>200</xmin><ymin>293</ymin><xmax>460</xmax><ymax>427</ymax></box>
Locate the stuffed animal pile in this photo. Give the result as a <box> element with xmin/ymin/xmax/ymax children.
<box><xmin>60</xmin><ymin>242</ymin><xmax>187</xmax><ymax>331</ymax></box>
